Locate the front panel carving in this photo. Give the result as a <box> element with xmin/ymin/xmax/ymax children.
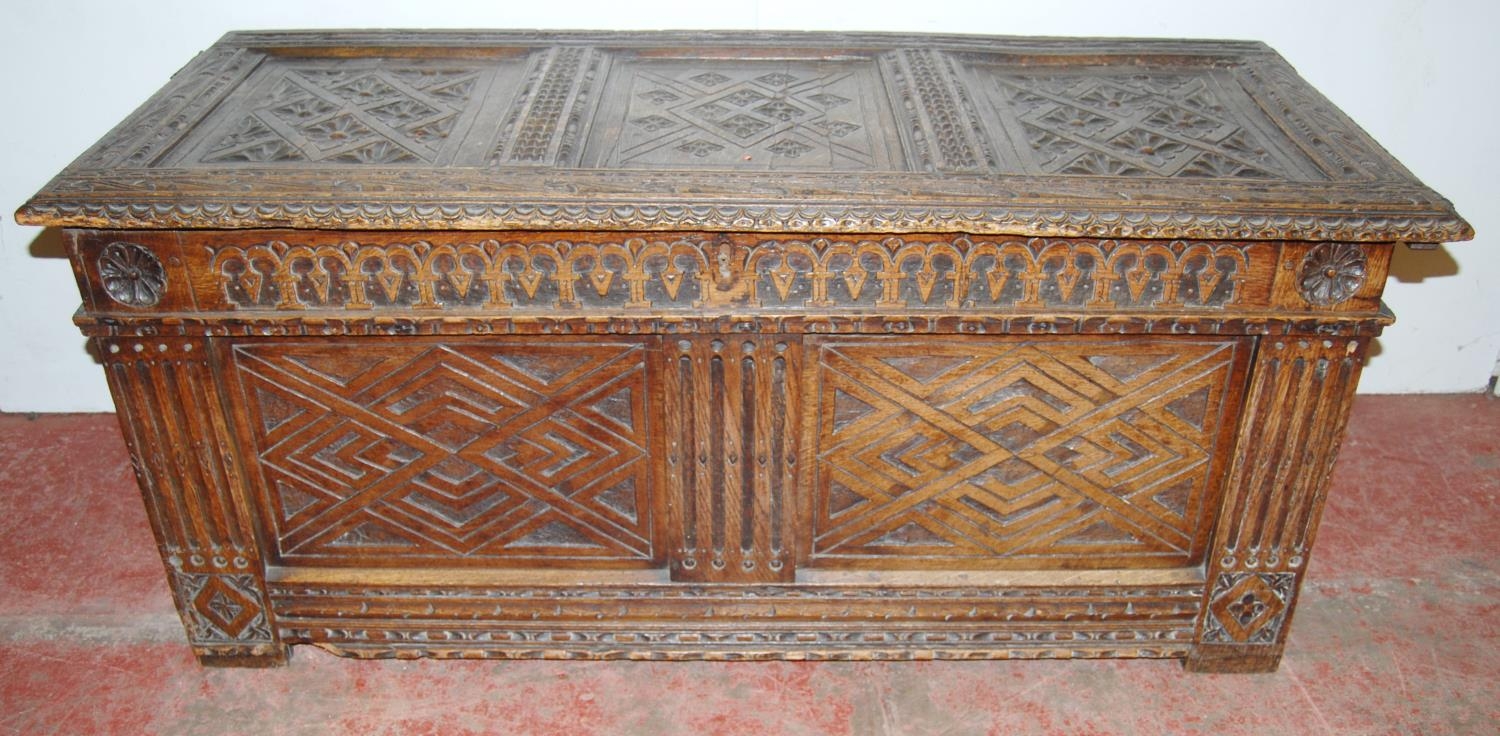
<box><xmin>229</xmin><ymin>338</ymin><xmax>659</xmax><ymax>566</ymax></box>
<box><xmin>808</xmin><ymin>336</ymin><xmax>1248</xmax><ymax>568</ymax></box>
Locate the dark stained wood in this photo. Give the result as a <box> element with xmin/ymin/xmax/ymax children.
<box><xmin>19</xmin><ymin>30</ymin><xmax>1474</xmax><ymax>672</ymax></box>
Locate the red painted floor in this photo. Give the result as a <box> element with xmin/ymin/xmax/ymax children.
<box><xmin>0</xmin><ymin>395</ymin><xmax>1496</xmax><ymax>735</ymax></box>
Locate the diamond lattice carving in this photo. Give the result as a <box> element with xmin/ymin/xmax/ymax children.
<box><xmin>197</xmin><ymin>62</ymin><xmax>486</xmax><ymax>165</ymax></box>
<box><xmin>234</xmin><ymin>340</ymin><xmax>654</xmax><ymax>562</ymax></box>
<box><xmin>811</xmin><ymin>338</ymin><xmax>1244</xmax><ymax>566</ymax></box>
<box><xmin>600</xmin><ymin>62</ymin><xmax>883</xmax><ymax>169</ymax></box>
<box><xmin>992</xmin><ymin>73</ymin><xmax>1293</xmax><ymax>179</ymax></box>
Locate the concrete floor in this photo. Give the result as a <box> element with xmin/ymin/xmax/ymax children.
<box><xmin>0</xmin><ymin>395</ymin><xmax>1495</xmax><ymax>735</ymax></box>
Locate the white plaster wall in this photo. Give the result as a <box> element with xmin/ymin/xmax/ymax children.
<box><xmin>1</xmin><ymin>0</ymin><xmax>1495</xmax><ymax>412</ymax></box>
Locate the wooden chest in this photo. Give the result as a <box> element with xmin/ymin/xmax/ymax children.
<box><xmin>17</xmin><ymin>30</ymin><xmax>1471</xmax><ymax>672</ymax></box>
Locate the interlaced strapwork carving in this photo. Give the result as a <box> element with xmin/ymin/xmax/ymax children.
<box><xmin>233</xmin><ymin>339</ymin><xmax>655</xmax><ymax>563</ymax></box>
<box><xmin>810</xmin><ymin>337</ymin><xmax>1244</xmax><ymax>566</ymax></box>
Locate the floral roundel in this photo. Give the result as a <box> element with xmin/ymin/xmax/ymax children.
<box><xmin>98</xmin><ymin>241</ymin><xmax>166</xmax><ymax>307</ymax></box>
<box><xmin>1296</xmin><ymin>243</ymin><xmax>1366</xmax><ymax>307</ymax></box>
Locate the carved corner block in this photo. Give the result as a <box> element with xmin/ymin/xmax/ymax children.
<box><xmin>168</xmin><ymin>556</ymin><xmax>286</xmax><ymax>666</ymax></box>
<box><xmin>1187</xmin><ymin>337</ymin><xmax>1368</xmax><ymax>672</ymax></box>
<box><xmin>1202</xmin><ymin>571</ymin><xmax>1297</xmax><ymax>645</ymax></box>
<box><xmin>95</xmin><ymin>336</ymin><xmax>286</xmax><ymax>666</ymax></box>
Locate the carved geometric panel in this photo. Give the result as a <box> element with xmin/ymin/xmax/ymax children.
<box><xmin>581</xmin><ymin>57</ymin><xmax>905</xmax><ymax>170</ymax></box>
<box><xmin>964</xmin><ymin>65</ymin><xmax>1320</xmax><ymax>180</ymax></box>
<box><xmin>167</xmin><ymin>58</ymin><xmax>505</xmax><ymax>166</ymax></box>
<box><xmin>809</xmin><ymin>337</ymin><xmax>1247</xmax><ymax>567</ymax></box>
<box><xmin>231</xmin><ymin>339</ymin><xmax>656</xmax><ymax>564</ymax></box>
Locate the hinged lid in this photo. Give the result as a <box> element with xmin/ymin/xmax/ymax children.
<box><xmin>16</xmin><ymin>30</ymin><xmax>1471</xmax><ymax>242</ymax></box>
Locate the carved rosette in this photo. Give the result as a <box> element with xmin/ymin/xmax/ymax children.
<box><xmin>98</xmin><ymin>241</ymin><xmax>166</xmax><ymax>307</ymax></box>
<box><xmin>1296</xmin><ymin>243</ymin><xmax>1366</xmax><ymax>306</ymax></box>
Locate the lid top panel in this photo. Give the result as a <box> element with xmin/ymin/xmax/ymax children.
<box><xmin>16</xmin><ymin>30</ymin><xmax>1471</xmax><ymax>242</ymax></box>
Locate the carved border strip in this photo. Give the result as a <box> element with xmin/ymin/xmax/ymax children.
<box><xmin>75</xmin><ymin>313</ymin><xmax>1394</xmax><ymax>340</ymax></box>
<box><xmin>202</xmin><ymin>236</ymin><xmax>1255</xmax><ymax>314</ymax></box>
<box><xmin>23</xmin><ymin>201</ymin><xmax>1471</xmax><ymax>243</ymax></box>
<box><xmin>298</xmin><ymin>641</ymin><xmax>1191</xmax><ymax>662</ymax></box>
<box><xmin>287</xmin><ymin>634</ymin><xmax>1193</xmax><ymax>662</ymax></box>
<box><xmin>219</xmin><ymin>30</ymin><xmax>1277</xmax><ymax>56</ymax></box>
<box><xmin>267</xmin><ymin>583</ymin><xmax>1204</xmax><ymax>600</ymax></box>
<box><xmin>269</xmin><ymin>581</ymin><xmax>1200</xmax><ymax>658</ymax></box>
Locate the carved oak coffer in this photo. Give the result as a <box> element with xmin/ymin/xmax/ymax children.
<box><xmin>17</xmin><ymin>31</ymin><xmax>1470</xmax><ymax>672</ymax></box>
